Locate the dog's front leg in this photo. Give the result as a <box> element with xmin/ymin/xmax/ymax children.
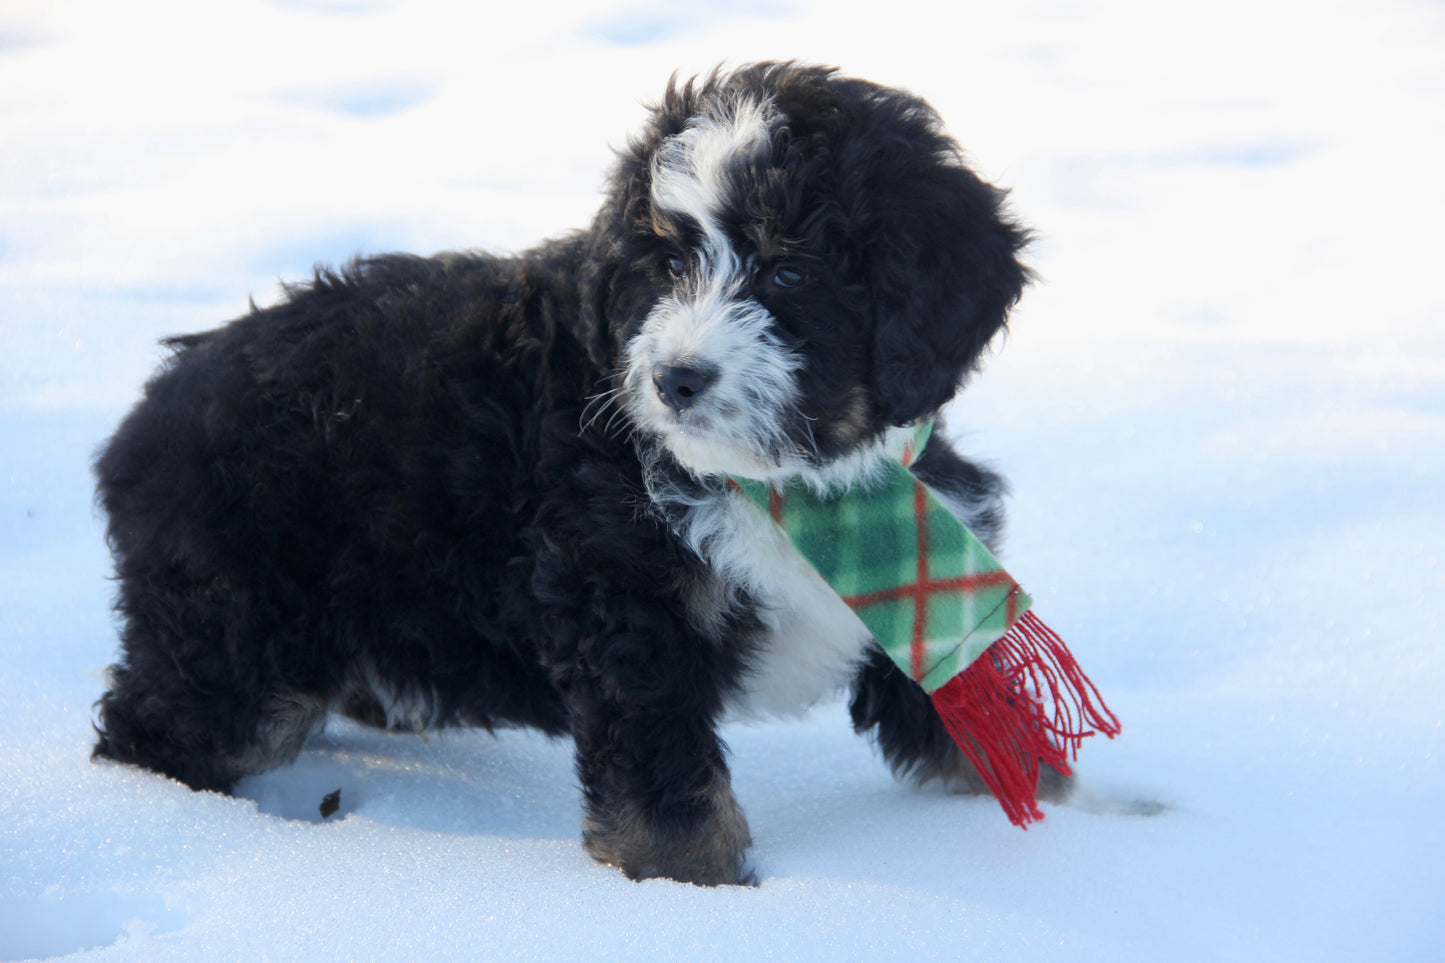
<box><xmin>528</xmin><ymin>462</ymin><xmax>754</xmax><ymax>885</ymax></box>
<box><xmin>568</xmin><ymin>682</ymin><xmax>753</xmax><ymax>886</ymax></box>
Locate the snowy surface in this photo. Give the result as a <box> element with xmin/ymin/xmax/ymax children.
<box><xmin>3</xmin><ymin>0</ymin><xmax>1443</xmax><ymax>959</ymax></box>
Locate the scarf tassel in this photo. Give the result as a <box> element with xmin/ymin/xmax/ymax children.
<box><xmin>929</xmin><ymin>610</ymin><xmax>1121</xmax><ymax>827</ymax></box>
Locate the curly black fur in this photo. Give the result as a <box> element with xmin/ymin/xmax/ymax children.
<box><xmin>93</xmin><ymin>63</ymin><xmax>1034</xmax><ymax>886</ymax></box>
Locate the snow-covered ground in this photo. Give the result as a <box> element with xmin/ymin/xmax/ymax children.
<box><xmin>3</xmin><ymin>0</ymin><xmax>1442</xmax><ymax>958</ymax></box>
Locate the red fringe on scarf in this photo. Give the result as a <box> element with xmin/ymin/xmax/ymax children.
<box><xmin>929</xmin><ymin>611</ymin><xmax>1121</xmax><ymax>827</ymax></box>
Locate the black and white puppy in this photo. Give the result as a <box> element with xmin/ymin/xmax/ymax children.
<box><xmin>93</xmin><ymin>62</ymin><xmax>1035</xmax><ymax>886</ymax></box>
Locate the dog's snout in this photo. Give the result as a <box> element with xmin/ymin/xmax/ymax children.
<box><xmin>652</xmin><ymin>363</ymin><xmax>719</xmax><ymax>412</ymax></box>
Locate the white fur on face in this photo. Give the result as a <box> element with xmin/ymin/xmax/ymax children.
<box><xmin>628</xmin><ymin>94</ymin><xmax>812</xmax><ymax>479</ymax></box>
<box><xmin>624</xmin><ymin>282</ymin><xmax>801</xmax><ymax>477</ymax></box>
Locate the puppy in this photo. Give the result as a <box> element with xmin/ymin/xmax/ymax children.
<box><xmin>93</xmin><ymin>62</ymin><xmax>1034</xmax><ymax>886</ymax></box>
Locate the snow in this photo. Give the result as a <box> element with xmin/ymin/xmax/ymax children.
<box><xmin>2</xmin><ymin>0</ymin><xmax>1443</xmax><ymax>958</ymax></box>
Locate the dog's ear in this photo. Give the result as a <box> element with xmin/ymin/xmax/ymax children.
<box><xmin>571</xmin><ymin>238</ymin><xmax>618</xmax><ymax>372</ymax></box>
<box><xmin>573</xmin><ymin>146</ymin><xmax>657</xmax><ymax>374</ymax></box>
<box><xmin>860</xmin><ymin>114</ymin><xmax>1030</xmax><ymax>426</ymax></box>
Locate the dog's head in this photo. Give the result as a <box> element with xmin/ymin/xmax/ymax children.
<box><xmin>586</xmin><ymin>63</ymin><xmax>1029</xmax><ymax>488</ymax></box>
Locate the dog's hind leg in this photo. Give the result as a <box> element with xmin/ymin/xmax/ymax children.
<box><xmin>95</xmin><ymin>660</ymin><xmax>326</xmax><ymax>793</ymax></box>
<box><xmin>93</xmin><ymin>576</ymin><xmax>325</xmax><ymax>793</ymax></box>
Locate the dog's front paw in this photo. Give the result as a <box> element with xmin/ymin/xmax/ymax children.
<box><xmin>582</xmin><ymin>782</ymin><xmax>754</xmax><ymax>887</ymax></box>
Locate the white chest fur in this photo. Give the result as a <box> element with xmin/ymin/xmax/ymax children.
<box><xmin>675</xmin><ymin>488</ymin><xmax>875</xmax><ymax>720</ymax></box>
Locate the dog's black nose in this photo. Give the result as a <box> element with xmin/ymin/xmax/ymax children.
<box><xmin>652</xmin><ymin>363</ymin><xmax>719</xmax><ymax>412</ymax></box>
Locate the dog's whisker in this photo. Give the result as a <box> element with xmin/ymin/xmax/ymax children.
<box><xmin>581</xmin><ymin>380</ymin><xmax>628</xmax><ymax>434</ymax></box>
<box><xmin>581</xmin><ymin>394</ymin><xmax>617</xmax><ymax>433</ymax></box>
<box><xmin>605</xmin><ymin>407</ymin><xmax>634</xmax><ymax>438</ymax></box>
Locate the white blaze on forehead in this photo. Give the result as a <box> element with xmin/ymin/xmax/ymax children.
<box><xmin>651</xmin><ymin>94</ymin><xmax>774</xmax><ymax>251</ymax></box>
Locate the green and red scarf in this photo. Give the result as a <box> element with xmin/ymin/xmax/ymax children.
<box><xmin>731</xmin><ymin>423</ymin><xmax>1119</xmax><ymax>827</ymax></box>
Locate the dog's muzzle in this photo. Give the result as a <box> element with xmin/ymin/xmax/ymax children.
<box><xmin>620</xmin><ymin>285</ymin><xmax>809</xmax><ymax>479</ymax></box>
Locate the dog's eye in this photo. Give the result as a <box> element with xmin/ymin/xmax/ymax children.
<box><xmin>664</xmin><ymin>253</ymin><xmax>688</xmax><ymax>279</ymax></box>
<box><xmin>770</xmin><ymin>264</ymin><xmax>807</xmax><ymax>289</ymax></box>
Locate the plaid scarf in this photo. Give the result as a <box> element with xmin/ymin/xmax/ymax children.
<box><xmin>731</xmin><ymin>424</ymin><xmax>1119</xmax><ymax>827</ymax></box>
